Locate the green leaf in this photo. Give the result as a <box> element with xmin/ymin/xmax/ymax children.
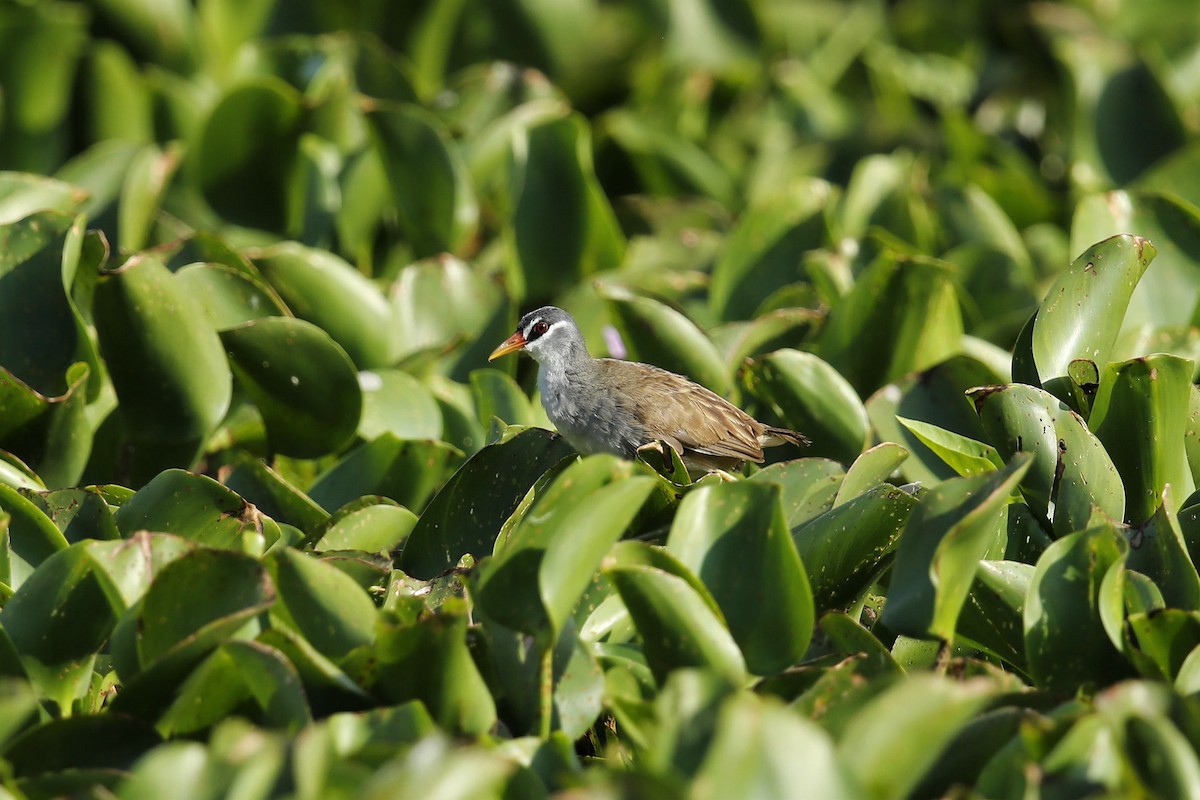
<box><xmin>743</xmin><ymin>350</ymin><xmax>868</xmax><ymax>465</ymax></box>
<box><xmin>175</xmin><ymin>262</ymin><xmax>289</xmax><ymax>331</ymax></box>
<box><xmin>129</xmin><ymin>548</ymin><xmax>274</xmax><ymax>674</ymax></box>
<box><xmin>220</xmin><ymin>317</ymin><xmax>362</xmax><ymax>459</ymax></box>
<box><xmin>866</xmin><ymin>355</ymin><xmax>1002</xmax><ymax>486</ymax></box>
<box><xmin>401</xmin><ymin>427</ymin><xmax>575</xmax><ymax>580</ymax></box>
<box><xmin>118</xmin><ymin>143</ymin><xmax>180</xmax><ymax>251</ymax></box>
<box><xmin>94</xmin><ymin>253</ymin><xmax>232</xmax><ymax>475</ymax></box>
<box><xmin>1072</xmin><ymin>192</ymin><xmax>1200</xmax><ymax>333</ymax></box>
<box><xmin>359</xmin><ymin>369</ymin><xmax>444</xmax><ymax>441</ymax></box>
<box><xmin>1125</xmin><ymin>499</ymin><xmax>1200</xmax><ymax>611</ymax></box>
<box><xmin>307</xmin><ymin>434</ymin><xmax>459</xmax><ymax>513</ymax></box>
<box><xmin>367</xmin><ymin>102</ymin><xmax>478</xmax><ymax>257</ymax></box>
<box><xmin>314</xmin><ymin>499</ymin><xmax>416</xmax><ymax>554</ymax></box>
<box><xmin>0</xmin><ymin>544</ymin><xmax>116</xmax><ymax>713</ymax></box>
<box><xmin>372</xmin><ymin>600</ymin><xmax>497</xmax><ymax>736</ymax></box>
<box><xmin>609</xmin><ymin>564</ymin><xmax>746</xmax><ymax>687</ymax></box>
<box><xmin>222</xmin><ymin>459</ymin><xmax>330</xmax><ymax>538</ymax></box>
<box><xmin>477</xmin><ymin>455</ymin><xmax>655</xmax><ymax>639</ymax></box>
<box><xmin>1089</xmin><ymin>354</ymin><xmax>1194</xmax><ymax>524</ymax></box>
<box><xmin>837</xmin><ymin>674</ymin><xmax>995</xmax><ymax>800</ymax></box>
<box><xmin>969</xmin><ymin>382</ymin><xmax>1125</xmax><ymax>536</ymax></box>
<box><xmin>387</xmin><ymin>255</ymin><xmax>509</xmax><ymax>378</ymax></box>
<box><xmin>793</xmin><ymin>484</ymin><xmax>917</xmax><ymax>610</ymax></box>
<box><xmin>115</xmin><ymin>470</ymin><xmax>265</xmax><ymax>551</ymax></box>
<box><xmin>505</xmin><ymin>112</ymin><xmax>624</xmax><ymax>300</ymax></box>
<box><xmin>708</xmin><ymin>178</ymin><xmax>830</xmax><ymax>321</ymax></box>
<box><xmin>896</xmin><ymin>416</ymin><xmax>1002</xmax><ymax>477</ymax></box>
<box><xmin>191</xmin><ymin>78</ymin><xmax>302</xmax><ymax>232</ymax></box>
<box><xmin>835</xmin><ymin>443</ymin><xmax>909</xmax><ymax>507</ymax></box>
<box><xmin>882</xmin><ymin>454</ymin><xmax>1033</xmax><ymax>641</ymax></box>
<box><xmin>269</xmin><ymin>549</ymin><xmax>376</xmax><ymax>663</ymax></box>
<box><xmin>0</xmin><ymin>483</ymin><xmax>70</xmax><ymax>590</ymax></box>
<box><xmin>470</xmin><ymin>369</ymin><xmax>534</xmax><ymax>428</ymax></box>
<box><xmin>253</xmin><ymin>242</ymin><xmax>392</xmax><ymax>369</ymax></box>
<box><xmin>691</xmin><ymin>694</ymin><xmax>857</xmax><ymax>800</ymax></box>
<box><xmin>598</xmin><ymin>285</ymin><xmax>731</xmax><ymax>395</ymax></box>
<box><xmin>0</xmin><ymin>212</ymin><xmax>82</xmax><ymax>398</ymax></box>
<box><xmin>1031</xmin><ymin>235</ymin><xmax>1155</xmax><ymax>398</ymax></box>
<box><xmin>819</xmin><ymin>253</ymin><xmax>964</xmax><ymax>397</ymax></box>
<box><xmin>666</xmin><ymin>481</ymin><xmax>814</xmax><ymax>675</ymax></box>
<box><xmin>748</xmin><ymin>459</ymin><xmax>845</xmax><ymax>528</ymax></box>
<box><xmin>955</xmin><ymin>560</ymin><xmax>1034</xmax><ymax>672</ymax></box>
<box><xmin>1024</xmin><ymin>525</ymin><xmax>1134</xmax><ymax>692</ymax></box>
<box><xmin>156</xmin><ymin>640</ymin><xmax>311</xmax><ymax>736</ymax></box>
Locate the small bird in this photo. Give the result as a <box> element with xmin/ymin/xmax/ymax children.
<box><xmin>489</xmin><ymin>306</ymin><xmax>808</xmax><ymax>473</ymax></box>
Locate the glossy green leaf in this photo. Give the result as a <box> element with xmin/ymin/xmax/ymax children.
<box><xmin>866</xmin><ymin>355</ymin><xmax>1002</xmax><ymax>486</ymax></box>
<box><xmin>744</xmin><ymin>349</ymin><xmax>867</xmax><ymax>465</ymax></box>
<box><xmin>1071</xmin><ymin>192</ymin><xmax>1200</xmax><ymax>333</ymax></box>
<box><xmin>748</xmin><ymin>458</ymin><xmax>845</xmax><ymax>528</ymax></box>
<box><xmin>884</xmin><ymin>455</ymin><xmax>1032</xmax><ymax>640</ymax></box>
<box><xmin>156</xmin><ymin>639</ymin><xmax>310</xmax><ymax>736</ymax></box>
<box><xmin>1</xmin><ymin>715</ymin><xmax>161</xmax><ymax>788</ymax></box>
<box><xmin>367</xmin><ymin>102</ymin><xmax>478</xmax><ymax>257</ymax></box>
<box><xmin>220</xmin><ymin>317</ymin><xmax>361</xmax><ymax>459</ymax></box>
<box><xmin>0</xmin><ymin>483</ymin><xmax>70</xmax><ymax>590</ymax></box>
<box><xmin>127</xmin><ymin>548</ymin><xmax>273</xmax><ymax>674</ymax></box>
<box><xmin>599</xmin><ymin>285</ymin><xmax>731</xmax><ymax>395</ymax></box>
<box><xmin>1125</xmin><ymin>499</ymin><xmax>1200</xmax><ymax>611</ymax></box>
<box><xmin>692</xmin><ymin>694</ymin><xmax>857</xmax><ymax>800</ymax></box>
<box><xmin>666</xmin><ymin>481</ymin><xmax>813</xmax><ymax>675</ymax></box>
<box><xmin>222</xmin><ymin>459</ymin><xmax>329</xmax><ymax>538</ymax></box>
<box><xmin>955</xmin><ymin>560</ymin><xmax>1034</xmax><ymax>672</ymax></box>
<box><xmin>115</xmin><ymin>470</ymin><xmax>265</xmax><ymax>551</ymax></box>
<box><xmin>505</xmin><ymin>111</ymin><xmax>624</xmax><ymax>300</ymax></box>
<box><xmin>1089</xmin><ymin>354</ymin><xmax>1194</xmax><ymax>524</ymax></box>
<box><xmin>835</xmin><ymin>443</ymin><xmax>908</xmax><ymax>507</ymax></box>
<box><xmin>253</xmin><ymin>242</ymin><xmax>392</xmax><ymax>369</ymax></box>
<box><xmin>1031</xmin><ymin>234</ymin><xmax>1155</xmax><ymax>397</ymax></box>
<box><xmin>793</xmin><ymin>484</ymin><xmax>917</xmax><ymax>610</ymax></box>
<box><xmin>401</xmin><ymin>427</ymin><xmax>575</xmax><ymax>580</ymax></box>
<box><xmin>470</xmin><ymin>369</ymin><xmax>534</xmax><ymax>428</ymax></box>
<box><xmin>478</xmin><ymin>455</ymin><xmax>655</xmax><ymax>638</ymax></box>
<box><xmin>307</xmin><ymin>433</ymin><xmax>458</xmax><ymax>513</ymax></box>
<box><xmin>709</xmin><ymin>178</ymin><xmax>830</xmax><ymax>321</ymax></box>
<box><xmin>609</xmin><ymin>564</ymin><xmax>746</xmax><ymax>687</ymax></box>
<box><xmin>388</xmin><ymin>254</ymin><xmax>509</xmax><ymax>377</ymax></box>
<box><xmin>359</xmin><ymin>369</ymin><xmax>444</xmax><ymax>441</ymax></box>
<box><xmin>118</xmin><ymin>143</ymin><xmax>180</xmax><ymax>251</ymax></box>
<box><xmin>314</xmin><ymin>500</ymin><xmax>416</xmax><ymax>554</ymax></box>
<box><xmin>0</xmin><ymin>212</ymin><xmax>82</xmax><ymax>398</ymax></box>
<box><xmin>174</xmin><ymin>262</ymin><xmax>289</xmax><ymax>331</ymax></box>
<box><xmin>0</xmin><ymin>544</ymin><xmax>116</xmax><ymax>713</ymax></box>
<box><xmin>94</xmin><ymin>253</ymin><xmax>231</xmax><ymax>474</ymax></box>
<box><xmin>896</xmin><ymin>416</ymin><xmax>1002</xmax><ymax>477</ymax></box>
<box><xmin>837</xmin><ymin>675</ymin><xmax>995</xmax><ymax>800</ymax></box>
<box><xmin>270</xmin><ymin>549</ymin><xmax>376</xmax><ymax>663</ymax></box>
<box><xmin>1025</xmin><ymin>525</ymin><xmax>1133</xmax><ymax>692</ymax></box>
<box><xmin>969</xmin><ymin>382</ymin><xmax>1125</xmax><ymax>535</ymax></box>
<box><xmin>819</xmin><ymin>252</ymin><xmax>964</xmax><ymax>396</ymax></box>
<box><xmin>371</xmin><ymin>599</ymin><xmax>496</xmax><ymax>736</ymax></box>
<box><xmin>191</xmin><ymin>78</ymin><xmax>302</xmax><ymax>232</ymax></box>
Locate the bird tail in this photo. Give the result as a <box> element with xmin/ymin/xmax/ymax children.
<box><xmin>761</xmin><ymin>426</ymin><xmax>810</xmax><ymax>448</ymax></box>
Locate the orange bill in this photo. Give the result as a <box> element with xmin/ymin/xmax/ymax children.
<box><xmin>488</xmin><ymin>331</ymin><xmax>526</xmax><ymax>361</ymax></box>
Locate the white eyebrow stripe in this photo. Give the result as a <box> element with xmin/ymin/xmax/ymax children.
<box><xmin>528</xmin><ymin>319</ymin><xmax>570</xmax><ymax>340</ymax></box>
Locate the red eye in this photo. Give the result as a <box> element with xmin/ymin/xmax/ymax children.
<box><xmin>531</xmin><ymin>321</ymin><xmax>549</xmax><ymax>337</ymax></box>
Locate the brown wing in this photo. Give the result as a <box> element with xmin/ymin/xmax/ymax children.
<box><xmin>598</xmin><ymin>360</ymin><xmax>766</xmax><ymax>463</ymax></box>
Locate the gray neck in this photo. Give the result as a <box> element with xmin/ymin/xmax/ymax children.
<box><xmin>529</xmin><ymin>323</ymin><xmax>592</xmax><ymax>378</ymax></box>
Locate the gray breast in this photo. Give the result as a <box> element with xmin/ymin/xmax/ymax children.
<box><xmin>539</xmin><ymin>365</ymin><xmax>645</xmax><ymax>458</ymax></box>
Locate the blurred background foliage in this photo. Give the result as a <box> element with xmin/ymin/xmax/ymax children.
<box><xmin>5</xmin><ymin>0</ymin><xmax>1200</xmax><ymax>796</ymax></box>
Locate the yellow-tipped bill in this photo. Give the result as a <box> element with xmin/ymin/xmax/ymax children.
<box><xmin>488</xmin><ymin>331</ymin><xmax>526</xmax><ymax>361</ymax></box>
